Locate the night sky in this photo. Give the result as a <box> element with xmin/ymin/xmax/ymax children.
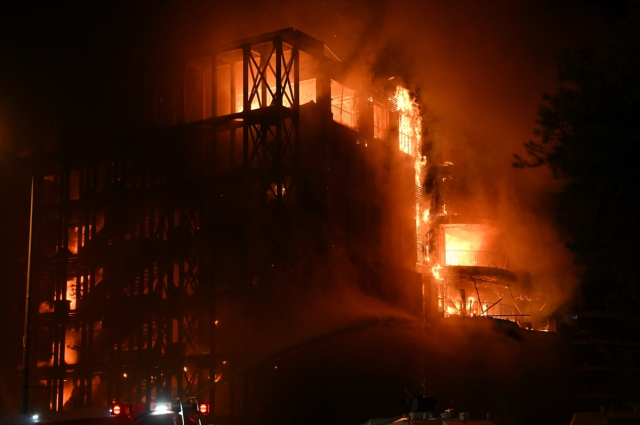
<box><xmin>0</xmin><ymin>0</ymin><xmax>629</xmax><ymax>417</ymax></box>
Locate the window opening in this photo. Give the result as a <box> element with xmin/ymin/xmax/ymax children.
<box><xmin>331</xmin><ymin>80</ymin><xmax>355</xmax><ymax>128</ymax></box>
<box><xmin>373</xmin><ymin>103</ymin><xmax>388</xmax><ymax>140</ymax></box>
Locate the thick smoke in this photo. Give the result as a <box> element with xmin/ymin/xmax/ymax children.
<box><xmin>144</xmin><ymin>0</ymin><xmax>619</xmax><ymax>311</ymax></box>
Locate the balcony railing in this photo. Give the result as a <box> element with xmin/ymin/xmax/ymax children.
<box><xmin>445</xmin><ymin>250</ymin><xmax>508</xmax><ymax>269</ymax></box>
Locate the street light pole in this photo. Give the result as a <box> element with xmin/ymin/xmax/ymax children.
<box><xmin>21</xmin><ymin>169</ymin><xmax>34</xmax><ymax>414</ymax></box>
<box><xmin>1</xmin><ymin>151</ymin><xmax>35</xmax><ymax>414</ymax></box>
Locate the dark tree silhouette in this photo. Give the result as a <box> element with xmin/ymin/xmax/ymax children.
<box><xmin>515</xmin><ymin>3</ymin><xmax>640</xmax><ymax>312</ymax></box>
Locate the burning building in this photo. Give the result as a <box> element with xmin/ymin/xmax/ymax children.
<box><xmin>423</xmin><ymin>149</ymin><xmax>550</xmax><ymax>330</ymax></box>
<box><xmin>24</xmin><ymin>29</ymin><xmax>424</xmax><ymax>415</ymax></box>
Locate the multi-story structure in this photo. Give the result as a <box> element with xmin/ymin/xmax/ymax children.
<box><xmin>424</xmin><ymin>151</ymin><xmax>547</xmax><ymax>330</ymax></box>
<box><xmin>24</xmin><ymin>28</ymin><xmax>423</xmax><ymax>419</ymax></box>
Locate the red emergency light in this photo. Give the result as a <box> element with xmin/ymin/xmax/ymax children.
<box><xmin>111</xmin><ymin>404</ymin><xmax>130</xmax><ymax>416</ymax></box>
<box><xmin>198</xmin><ymin>403</ymin><xmax>210</xmax><ymax>414</ymax></box>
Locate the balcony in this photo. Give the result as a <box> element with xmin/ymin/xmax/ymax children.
<box><xmin>445</xmin><ymin>250</ymin><xmax>508</xmax><ymax>269</ymax></box>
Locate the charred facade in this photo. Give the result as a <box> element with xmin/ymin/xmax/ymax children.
<box><xmin>25</xmin><ymin>29</ymin><xmax>422</xmax><ymax>417</ymax></box>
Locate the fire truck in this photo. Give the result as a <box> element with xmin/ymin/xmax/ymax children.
<box><xmin>0</xmin><ymin>399</ymin><xmax>210</xmax><ymax>425</ymax></box>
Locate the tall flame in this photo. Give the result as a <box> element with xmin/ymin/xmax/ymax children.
<box><xmin>395</xmin><ymin>86</ymin><xmax>421</xmax><ymax>156</ymax></box>
<box><xmin>394</xmin><ymin>86</ymin><xmax>425</xmax><ymax>270</ymax></box>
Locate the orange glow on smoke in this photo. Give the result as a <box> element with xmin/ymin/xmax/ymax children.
<box><xmin>445</xmin><ymin>226</ymin><xmax>484</xmax><ymax>251</ymax></box>
<box><xmin>66</xmin><ymin>279</ymin><xmax>76</xmax><ymax>310</ymax></box>
<box><xmin>65</xmin><ymin>327</ymin><xmax>80</xmax><ymax>365</ymax></box>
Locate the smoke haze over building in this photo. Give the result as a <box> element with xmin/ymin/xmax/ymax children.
<box><xmin>0</xmin><ymin>0</ymin><xmax>627</xmax><ymax>419</ymax></box>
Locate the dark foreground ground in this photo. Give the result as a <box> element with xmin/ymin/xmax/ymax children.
<box><xmin>220</xmin><ymin>315</ymin><xmax>573</xmax><ymax>425</ymax></box>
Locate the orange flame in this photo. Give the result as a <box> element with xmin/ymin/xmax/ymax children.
<box><xmin>395</xmin><ymin>86</ymin><xmax>424</xmax><ymax>270</ymax></box>
<box><xmin>431</xmin><ymin>263</ymin><xmax>444</xmax><ymax>280</ymax></box>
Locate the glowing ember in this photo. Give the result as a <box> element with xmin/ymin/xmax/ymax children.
<box><xmin>66</xmin><ymin>279</ymin><xmax>76</xmax><ymax>310</ymax></box>
<box><xmin>39</xmin><ymin>301</ymin><xmax>54</xmax><ymax>313</ymax></box>
<box><xmin>431</xmin><ymin>263</ymin><xmax>443</xmax><ymax>280</ymax></box>
<box><xmin>422</xmin><ymin>209</ymin><xmax>430</xmax><ymax>223</ymax></box>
